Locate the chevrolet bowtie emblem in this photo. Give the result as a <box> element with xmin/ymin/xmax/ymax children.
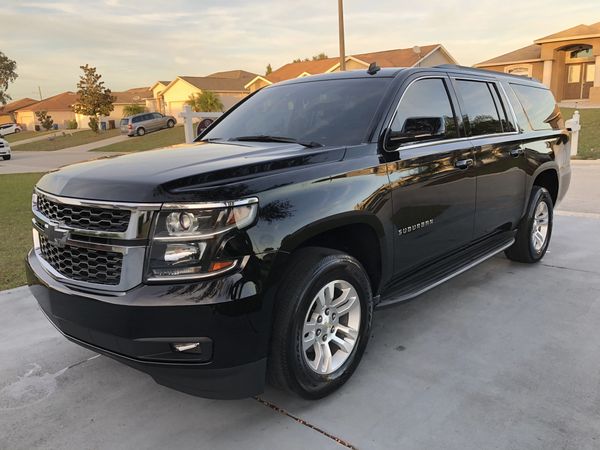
<box><xmin>44</xmin><ymin>223</ymin><xmax>69</xmax><ymax>248</ymax></box>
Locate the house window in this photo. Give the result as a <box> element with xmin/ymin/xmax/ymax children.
<box><xmin>570</xmin><ymin>48</ymin><xmax>593</xmax><ymax>59</ymax></box>
<box><xmin>586</xmin><ymin>64</ymin><xmax>596</xmax><ymax>83</ymax></box>
<box><xmin>505</xmin><ymin>65</ymin><xmax>532</xmax><ymax>77</ymax></box>
<box><xmin>567</xmin><ymin>65</ymin><xmax>581</xmax><ymax>83</ymax></box>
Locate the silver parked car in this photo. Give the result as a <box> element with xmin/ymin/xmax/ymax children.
<box><xmin>120</xmin><ymin>112</ymin><xmax>176</xmax><ymax>137</ymax></box>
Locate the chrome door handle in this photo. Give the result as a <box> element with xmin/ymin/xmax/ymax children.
<box><xmin>509</xmin><ymin>148</ymin><xmax>524</xmax><ymax>157</ymax></box>
<box><xmin>455</xmin><ymin>158</ymin><xmax>474</xmax><ymax>170</ymax></box>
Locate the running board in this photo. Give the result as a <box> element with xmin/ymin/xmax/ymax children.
<box><xmin>377</xmin><ymin>238</ymin><xmax>515</xmax><ymax>309</ymax></box>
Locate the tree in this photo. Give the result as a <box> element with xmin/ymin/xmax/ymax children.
<box><xmin>0</xmin><ymin>51</ymin><xmax>18</xmax><ymax>105</ymax></box>
<box><xmin>122</xmin><ymin>104</ymin><xmax>147</xmax><ymax>117</ymax></box>
<box><xmin>72</xmin><ymin>64</ymin><xmax>115</xmax><ymax>133</ymax></box>
<box><xmin>186</xmin><ymin>91</ymin><xmax>223</xmax><ymax>112</ymax></box>
<box><xmin>292</xmin><ymin>53</ymin><xmax>328</xmax><ymax>63</ymax></box>
<box><xmin>35</xmin><ymin>111</ymin><xmax>54</xmax><ymax>131</ymax></box>
<box><xmin>265</xmin><ymin>63</ymin><xmax>272</xmax><ymax>76</ymax></box>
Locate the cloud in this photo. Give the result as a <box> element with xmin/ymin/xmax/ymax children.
<box><xmin>2</xmin><ymin>0</ymin><xmax>598</xmax><ymax>99</ymax></box>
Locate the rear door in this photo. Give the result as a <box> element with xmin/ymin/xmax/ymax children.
<box><xmin>385</xmin><ymin>74</ymin><xmax>477</xmax><ymax>274</ymax></box>
<box><xmin>451</xmin><ymin>76</ymin><xmax>527</xmax><ymax>238</ymax></box>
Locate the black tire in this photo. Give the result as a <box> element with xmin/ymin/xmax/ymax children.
<box><xmin>268</xmin><ymin>247</ymin><xmax>373</xmax><ymax>399</ymax></box>
<box><xmin>2</xmin><ymin>155</ymin><xmax>10</xmax><ymax>160</ymax></box>
<box><xmin>167</xmin><ymin>119</ymin><xmax>175</xmax><ymax>128</ymax></box>
<box><xmin>505</xmin><ymin>186</ymin><xmax>553</xmax><ymax>263</ymax></box>
<box><xmin>136</xmin><ymin>127</ymin><xmax>146</xmax><ymax>136</ymax></box>
<box><xmin>14</xmin><ymin>128</ymin><xmax>20</xmax><ymax>133</ymax></box>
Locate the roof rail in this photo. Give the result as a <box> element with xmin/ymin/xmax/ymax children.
<box><xmin>432</xmin><ymin>64</ymin><xmax>535</xmax><ymax>81</ymax></box>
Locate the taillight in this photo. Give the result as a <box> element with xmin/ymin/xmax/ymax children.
<box><xmin>128</xmin><ymin>124</ymin><xmax>133</xmax><ymax>129</ymax></box>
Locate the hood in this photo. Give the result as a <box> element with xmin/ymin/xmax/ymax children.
<box><xmin>36</xmin><ymin>141</ymin><xmax>346</xmax><ymax>202</ymax></box>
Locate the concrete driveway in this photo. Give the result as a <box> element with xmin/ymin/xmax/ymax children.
<box><xmin>0</xmin><ymin>135</ymin><xmax>128</xmax><ymax>175</ymax></box>
<box><xmin>1</xmin><ymin>166</ymin><xmax>599</xmax><ymax>449</ymax></box>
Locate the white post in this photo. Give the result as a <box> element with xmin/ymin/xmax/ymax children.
<box><xmin>594</xmin><ymin>55</ymin><xmax>600</xmax><ymax>88</ymax></box>
<box><xmin>181</xmin><ymin>104</ymin><xmax>195</xmax><ymax>144</ymax></box>
<box><xmin>542</xmin><ymin>60</ymin><xmax>553</xmax><ymax>87</ymax></box>
<box><xmin>565</xmin><ymin>110</ymin><xmax>581</xmax><ymax>156</ymax></box>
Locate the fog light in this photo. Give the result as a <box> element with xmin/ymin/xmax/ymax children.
<box><xmin>172</xmin><ymin>342</ymin><xmax>201</xmax><ymax>353</ymax></box>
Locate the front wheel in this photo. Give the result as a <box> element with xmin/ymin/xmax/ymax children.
<box><xmin>167</xmin><ymin>119</ymin><xmax>175</xmax><ymax>128</ymax></box>
<box><xmin>505</xmin><ymin>186</ymin><xmax>553</xmax><ymax>263</ymax></box>
<box><xmin>268</xmin><ymin>247</ymin><xmax>373</xmax><ymax>399</ymax></box>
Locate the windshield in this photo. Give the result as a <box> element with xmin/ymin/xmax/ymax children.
<box><xmin>202</xmin><ymin>78</ymin><xmax>392</xmax><ymax>147</ymax></box>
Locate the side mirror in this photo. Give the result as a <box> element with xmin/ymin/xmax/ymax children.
<box><xmin>387</xmin><ymin>116</ymin><xmax>446</xmax><ymax>146</ymax></box>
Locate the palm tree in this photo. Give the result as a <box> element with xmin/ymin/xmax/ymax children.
<box><xmin>122</xmin><ymin>104</ymin><xmax>146</xmax><ymax>117</ymax></box>
<box><xmin>186</xmin><ymin>90</ymin><xmax>224</xmax><ymax>112</ymax></box>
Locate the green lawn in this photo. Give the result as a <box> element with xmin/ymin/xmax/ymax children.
<box><xmin>13</xmin><ymin>129</ymin><xmax>120</xmax><ymax>151</ymax></box>
<box><xmin>4</xmin><ymin>130</ymin><xmax>56</xmax><ymax>143</ymax></box>
<box><xmin>92</xmin><ymin>126</ymin><xmax>185</xmax><ymax>152</ymax></box>
<box><xmin>0</xmin><ymin>172</ymin><xmax>44</xmax><ymax>290</ymax></box>
<box><xmin>560</xmin><ymin>108</ymin><xmax>600</xmax><ymax>159</ymax></box>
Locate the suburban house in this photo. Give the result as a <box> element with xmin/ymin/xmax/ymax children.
<box><xmin>0</xmin><ymin>98</ymin><xmax>39</xmax><ymax>124</ymax></box>
<box><xmin>108</xmin><ymin>86</ymin><xmax>153</xmax><ymax>123</ymax></box>
<box><xmin>14</xmin><ymin>92</ymin><xmax>79</xmax><ymax>130</ymax></box>
<box><xmin>244</xmin><ymin>44</ymin><xmax>458</xmax><ymax>92</ymax></box>
<box><xmin>474</xmin><ymin>22</ymin><xmax>600</xmax><ymax>104</ymax></box>
<box><xmin>154</xmin><ymin>70</ymin><xmax>258</xmax><ymax>117</ymax></box>
<box><xmin>148</xmin><ymin>81</ymin><xmax>171</xmax><ymax>113</ymax></box>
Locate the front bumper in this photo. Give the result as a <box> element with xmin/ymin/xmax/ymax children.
<box><xmin>26</xmin><ymin>250</ymin><xmax>277</xmax><ymax>399</ymax></box>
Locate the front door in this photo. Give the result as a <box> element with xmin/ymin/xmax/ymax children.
<box><xmin>564</xmin><ymin>63</ymin><xmax>595</xmax><ymax>100</ymax></box>
<box><xmin>385</xmin><ymin>76</ymin><xmax>477</xmax><ymax>275</ymax></box>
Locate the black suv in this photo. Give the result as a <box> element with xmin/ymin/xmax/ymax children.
<box><xmin>27</xmin><ymin>65</ymin><xmax>571</xmax><ymax>399</ymax></box>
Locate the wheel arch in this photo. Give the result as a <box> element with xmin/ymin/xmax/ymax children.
<box><xmin>531</xmin><ymin>165</ymin><xmax>559</xmax><ymax>205</ymax></box>
<box><xmin>278</xmin><ymin>212</ymin><xmax>390</xmax><ymax>295</ymax></box>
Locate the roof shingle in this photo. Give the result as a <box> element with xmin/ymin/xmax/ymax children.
<box><xmin>0</xmin><ymin>97</ymin><xmax>39</xmax><ymax>114</ymax></box>
<box><xmin>474</xmin><ymin>44</ymin><xmax>542</xmax><ymax>67</ymax></box>
<box><xmin>264</xmin><ymin>44</ymin><xmax>442</xmax><ymax>83</ymax></box>
<box><xmin>16</xmin><ymin>92</ymin><xmax>78</xmax><ymax>112</ymax></box>
<box><xmin>535</xmin><ymin>22</ymin><xmax>600</xmax><ymax>43</ymax></box>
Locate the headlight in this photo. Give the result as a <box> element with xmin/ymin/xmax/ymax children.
<box><xmin>146</xmin><ymin>198</ymin><xmax>258</xmax><ymax>281</ymax></box>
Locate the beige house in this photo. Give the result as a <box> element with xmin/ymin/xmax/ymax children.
<box><xmin>245</xmin><ymin>44</ymin><xmax>457</xmax><ymax>92</ymax></box>
<box><xmin>107</xmin><ymin>87</ymin><xmax>153</xmax><ymax>122</ymax></box>
<box><xmin>475</xmin><ymin>22</ymin><xmax>600</xmax><ymax>104</ymax></box>
<box><xmin>155</xmin><ymin>70</ymin><xmax>257</xmax><ymax>117</ymax></box>
<box><xmin>0</xmin><ymin>98</ymin><xmax>39</xmax><ymax>125</ymax></box>
<box><xmin>15</xmin><ymin>92</ymin><xmax>79</xmax><ymax>130</ymax></box>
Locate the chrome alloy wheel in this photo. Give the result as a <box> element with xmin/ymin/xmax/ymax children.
<box><xmin>531</xmin><ymin>201</ymin><xmax>550</xmax><ymax>253</ymax></box>
<box><xmin>301</xmin><ymin>280</ymin><xmax>361</xmax><ymax>375</ymax></box>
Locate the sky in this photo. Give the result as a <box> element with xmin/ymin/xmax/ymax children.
<box><xmin>2</xmin><ymin>0</ymin><xmax>598</xmax><ymax>100</ymax></box>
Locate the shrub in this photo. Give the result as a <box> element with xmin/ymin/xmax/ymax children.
<box><xmin>66</xmin><ymin>119</ymin><xmax>78</xmax><ymax>129</ymax></box>
<box><xmin>35</xmin><ymin>111</ymin><xmax>54</xmax><ymax>131</ymax></box>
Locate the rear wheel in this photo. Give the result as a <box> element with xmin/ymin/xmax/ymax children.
<box><xmin>268</xmin><ymin>247</ymin><xmax>373</xmax><ymax>399</ymax></box>
<box><xmin>136</xmin><ymin>127</ymin><xmax>146</xmax><ymax>136</ymax></box>
<box><xmin>505</xmin><ymin>186</ymin><xmax>553</xmax><ymax>263</ymax></box>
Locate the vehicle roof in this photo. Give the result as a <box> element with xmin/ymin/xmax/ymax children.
<box><xmin>270</xmin><ymin>65</ymin><xmax>547</xmax><ymax>89</ymax></box>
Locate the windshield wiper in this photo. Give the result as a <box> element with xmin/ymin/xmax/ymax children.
<box><xmin>229</xmin><ymin>135</ymin><xmax>322</xmax><ymax>148</ymax></box>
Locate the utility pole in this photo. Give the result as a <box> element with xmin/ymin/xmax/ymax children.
<box><xmin>338</xmin><ymin>0</ymin><xmax>346</xmax><ymax>71</ymax></box>
<box><xmin>37</xmin><ymin>86</ymin><xmax>43</xmax><ymax>100</ymax></box>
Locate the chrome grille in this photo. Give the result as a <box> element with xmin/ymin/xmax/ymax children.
<box><xmin>37</xmin><ymin>193</ymin><xmax>131</xmax><ymax>232</ymax></box>
<box><xmin>39</xmin><ymin>234</ymin><xmax>122</xmax><ymax>285</ymax></box>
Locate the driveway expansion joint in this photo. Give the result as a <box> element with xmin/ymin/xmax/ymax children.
<box><xmin>254</xmin><ymin>396</ymin><xmax>359</xmax><ymax>449</ymax></box>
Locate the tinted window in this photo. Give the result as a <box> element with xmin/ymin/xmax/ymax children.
<box><xmin>203</xmin><ymin>78</ymin><xmax>392</xmax><ymax>147</ymax></box>
<box><xmin>389</xmin><ymin>78</ymin><xmax>458</xmax><ymax>146</ymax></box>
<box><xmin>153</xmin><ymin>113</ymin><xmax>162</xmax><ymax>119</ymax></box>
<box><xmin>132</xmin><ymin>116</ymin><xmax>140</xmax><ymax>123</ymax></box>
<box><xmin>510</xmin><ymin>83</ymin><xmax>561</xmax><ymax>130</ymax></box>
<box><xmin>456</xmin><ymin>80</ymin><xmax>503</xmax><ymax>136</ymax></box>
<box><xmin>503</xmin><ymin>83</ymin><xmax>531</xmax><ymax>132</ymax></box>
<box><xmin>119</xmin><ymin>119</ymin><xmax>128</xmax><ymax>126</ymax></box>
<box><xmin>488</xmin><ymin>84</ymin><xmax>516</xmax><ymax>132</ymax></box>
